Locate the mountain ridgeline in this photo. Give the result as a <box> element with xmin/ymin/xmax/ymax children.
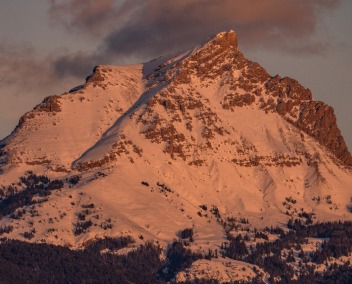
<box><xmin>77</xmin><ymin>30</ymin><xmax>351</xmax><ymax>168</ymax></box>
<box><xmin>0</xmin><ymin>30</ymin><xmax>352</xmax><ymax>283</ymax></box>
<box><xmin>0</xmin><ymin>30</ymin><xmax>351</xmax><ymax>172</ymax></box>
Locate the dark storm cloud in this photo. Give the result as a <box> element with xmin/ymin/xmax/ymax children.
<box><xmin>0</xmin><ymin>44</ymin><xmax>81</xmax><ymax>98</ymax></box>
<box><xmin>52</xmin><ymin>52</ymin><xmax>103</xmax><ymax>78</ymax></box>
<box><xmin>1</xmin><ymin>0</ymin><xmax>341</xmax><ymax>87</ymax></box>
<box><xmin>0</xmin><ymin>43</ymin><xmax>87</xmax><ymax>140</ymax></box>
<box><xmin>0</xmin><ymin>44</ymin><xmax>100</xmax><ymax>91</ymax></box>
<box><xmin>0</xmin><ymin>44</ymin><xmax>56</xmax><ymax>91</ymax></box>
<box><xmin>49</xmin><ymin>0</ymin><xmax>340</xmax><ymax>62</ymax></box>
<box><xmin>48</xmin><ymin>0</ymin><xmax>138</xmax><ymax>35</ymax></box>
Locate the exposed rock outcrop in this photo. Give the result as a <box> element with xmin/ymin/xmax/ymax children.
<box><xmin>168</xmin><ymin>30</ymin><xmax>351</xmax><ymax>166</ymax></box>
<box><xmin>253</xmin><ymin>73</ymin><xmax>351</xmax><ymax>166</ymax></box>
<box><xmin>296</xmin><ymin>101</ymin><xmax>351</xmax><ymax>165</ymax></box>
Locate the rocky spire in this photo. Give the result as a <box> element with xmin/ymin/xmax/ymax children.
<box><xmin>213</xmin><ymin>30</ymin><xmax>238</xmax><ymax>48</ymax></box>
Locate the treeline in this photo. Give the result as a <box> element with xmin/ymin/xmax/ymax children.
<box><xmin>85</xmin><ymin>236</ymin><xmax>134</xmax><ymax>253</ymax></box>
<box><xmin>160</xmin><ymin>241</ymin><xmax>204</xmax><ymax>281</ymax></box>
<box><xmin>2</xmin><ymin>220</ymin><xmax>352</xmax><ymax>283</ymax></box>
<box><xmin>221</xmin><ymin>220</ymin><xmax>352</xmax><ymax>283</ymax></box>
<box><xmin>0</xmin><ymin>236</ymin><xmax>212</xmax><ymax>284</ymax></box>
<box><xmin>0</xmin><ymin>172</ymin><xmax>64</xmax><ymax>218</ymax></box>
<box><xmin>0</xmin><ymin>237</ymin><xmax>163</xmax><ymax>283</ymax></box>
<box><xmin>288</xmin><ymin>219</ymin><xmax>352</xmax><ymax>263</ymax></box>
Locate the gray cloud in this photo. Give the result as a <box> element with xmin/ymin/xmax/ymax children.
<box><xmin>49</xmin><ymin>0</ymin><xmax>340</xmax><ymax>62</ymax></box>
<box><xmin>0</xmin><ymin>44</ymin><xmax>82</xmax><ymax>139</ymax></box>
<box><xmin>48</xmin><ymin>0</ymin><xmax>134</xmax><ymax>35</ymax></box>
<box><xmin>3</xmin><ymin>0</ymin><xmax>335</xmax><ymax>85</ymax></box>
<box><xmin>0</xmin><ymin>44</ymin><xmax>57</xmax><ymax>93</ymax></box>
<box><xmin>52</xmin><ymin>52</ymin><xmax>103</xmax><ymax>79</ymax></box>
<box><xmin>0</xmin><ymin>43</ymin><xmax>87</xmax><ymax>116</ymax></box>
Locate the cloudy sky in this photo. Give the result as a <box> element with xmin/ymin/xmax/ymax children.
<box><xmin>1</xmin><ymin>0</ymin><xmax>351</xmax><ymax>150</ymax></box>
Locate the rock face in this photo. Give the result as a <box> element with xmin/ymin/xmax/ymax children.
<box><xmin>145</xmin><ymin>30</ymin><xmax>351</xmax><ymax>167</ymax></box>
<box><xmin>262</xmin><ymin>74</ymin><xmax>351</xmax><ymax>166</ymax></box>
<box><xmin>296</xmin><ymin>101</ymin><xmax>351</xmax><ymax>165</ymax></box>
<box><xmin>198</xmin><ymin>31</ymin><xmax>351</xmax><ymax>166</ymax></box>
<box><xmin>169</xmin><ymin>31</ymin><xmax>351</xmax><ymax>166</ymax></box>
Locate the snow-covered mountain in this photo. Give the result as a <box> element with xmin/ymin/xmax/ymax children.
<box><xmin>1</xmin><ymin>30</ymin><xmax>352</xmax><ymax>282</ymax></box>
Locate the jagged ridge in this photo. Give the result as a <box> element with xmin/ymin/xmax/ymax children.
<box><xmin>164</xmin><ymin>31</ymin><xmax>351</xmax><ymax>166</ymax></box>
<box><xmin>73</xmin><ymin>30</ymin><xmax>351</xmax><ymax>170</ymax></box>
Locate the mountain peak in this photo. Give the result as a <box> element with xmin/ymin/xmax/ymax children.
<box><xmin>149</xmin><ymin>31</ymin><xmax>351</xmax><ymax>167</ymax></box>
<box><xmin>193</xmin><ymin>29</ymin><xmax>238</xmax><ymax>56</ymax></box>
<box><xmin>0</xmin><ymin>30</ymin><xmax>352</xmax><ymax>281</ymax></box>
<box><xmin>1</xmin><ymin>29</ymin><xmax>351</xmax><ymax>172</ymax></box>
<box><xmin>212</xmin><ymin>30</ymin><xmax>238</xmax><ymax>48</ymax></box>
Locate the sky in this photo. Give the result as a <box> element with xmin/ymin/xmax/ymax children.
<box><xmin>0</xmin><ymin>0</ymin><xmax>351</xmax><ymax>151</ymax></box>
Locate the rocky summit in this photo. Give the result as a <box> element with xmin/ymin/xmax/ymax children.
<box><xmin>0</xmin><ymin>30</ymin><xmax>352</xmax><ymax>283</ymax></box>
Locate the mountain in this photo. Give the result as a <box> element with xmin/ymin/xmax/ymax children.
<box><xmin>1</xmin><ymin>30</ymin><xmax>352</xmax><ymax>283</ymax></box>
